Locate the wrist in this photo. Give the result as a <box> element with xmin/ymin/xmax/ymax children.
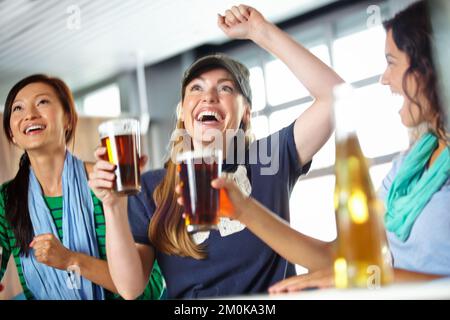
<box><xmin>235</xmin><ymin>196</ymin><xmax>254</xmax><ymax>224</ymax></box>
<box><xmin>250</xmin><ymin>20</ymin><xmax>276</xmax><ymax>46</ymax></box>
<box><xmin>66</xmin><ymin>251</ymin><xmax>81</xmax><ymax>270</ymax></box>
<box><xmin>103</xmin><ymin>197</ymin><xmax>127</xmax><ymax>217</ymax></box>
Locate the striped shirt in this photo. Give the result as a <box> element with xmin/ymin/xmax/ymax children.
<box><xmin>0</xmin><ymin>183</ymin><xmax>165</xmax><ymax>300</ymax></box>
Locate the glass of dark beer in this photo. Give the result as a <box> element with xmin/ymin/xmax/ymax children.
<box><xmin>177</xmin><ymin>149</ymin><xmax>222</xmax><ymax>233</ymax></box>
<box><xmin>98</xmin><ymin>119</ymin><xmax>141</xmax><ymax>195</ymax></box>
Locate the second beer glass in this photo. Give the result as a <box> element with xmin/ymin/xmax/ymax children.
<box><xmin>177</xmin><ymin>149</ymin><xmax>222</xmax><ymax>233</ymax></box>
<box><xmin>98</xmin><ymin>119</ymin><xmax>141</xmax><ymax>195</ymax></box>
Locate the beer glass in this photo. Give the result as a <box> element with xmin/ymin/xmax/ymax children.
<box><xmin>177</xmin><ymin>149</ymin><xmax>222</xmax><ymax>233</ymax></box>
<box><xmin>98</xmin><ymin>119</ymin><xmax>141</xmax><ymax>195</ymax></box>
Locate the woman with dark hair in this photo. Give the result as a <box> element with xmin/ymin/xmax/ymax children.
<box><xmin>0</xmin><ymin>74</ymin><xmax>165</xmax><ymax>299</ymax></box>
<box><xmin>377</xmin><ymin>0</ymin><xmax>448</xmax><ymax>281</ymax></box>
<box><xmin>217</xmin><ymin>0</ymin><xmax>449</xmax><ymax>293</ymax></box>
<box><xmin>89</xmin><ymin>5</ymin><xmax>344</xmax><ymax>299</ymax></box>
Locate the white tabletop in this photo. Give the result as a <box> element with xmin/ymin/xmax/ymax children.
<box><xmin>225</xmin><ymin>278</ymin><xmax>450</xmax><ymax>300</ymax></box>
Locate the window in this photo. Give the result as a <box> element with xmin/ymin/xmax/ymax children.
<box><xmin>269</xmin><ymin>104</ymin><xmax>308</xmax><ymax>135</ymax></box>
<box><xmin>265</xmin><ymin>58</ymin><xmax>309</xmax><ymax>106</ymax></box>
<box><xmin>251</xmin><ymin>115</ymin><xmax>269</xmax><ymax>140</ymax></box>
<box><xmin>333</xmin><ymin>26</ymin><xmax>387</xmax><ymax>83</ymax></box>
<box><xmin>370</xmin><ymin>162</ymin><xmax>394</xmax><ymax>192</ymax></box>
<box><xmin>83</xmin><ymin>84</ymin><xmax>121</xmax><ymax>117</ymax></box>
<box><xmin>310</xmin><ymin>44</ymin><xmax>331</xmax><ymax>66</ymax></box>
<box><xmin>290</xmin><ymin>175</ymin><xmax>337</xmax><ymax>241</ymax></box>
<box><xmin>249</xmin><ymin>66</ymin><xmax>266</xmax><ymax>112</ymax></box>
<box><xmin>290</xmin><ymin>174</ymin><xmax>337</xmax><ymax>274</ymax></box>
<box><xmin>355</xmin><ymin>83</ymin><xmax>409</xmax><ymax>158</ymax></box>
<box><xmin>311</xmin><ymin>133</ymin><xmax>336</xmax><ymax>171</ymax></box>
<box><xmin>264</xmin><ymin>43</ymin><xmax>330</xmax><ymax>107</ymax></box>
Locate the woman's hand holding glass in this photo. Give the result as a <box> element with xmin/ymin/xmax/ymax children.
<box><xmin>88</xmin><ymin>147</ymin><xmax>148</xmax><ymax>208</ymax></box>
<box><xmin>88</xmin><ymin>147</ymin><xmax>120</xmax><ymax>208</ymax></box>
<box><xmin>175</xmin><ymin>176</ymin><xmax>250</xmax><ymax>222</ymax></box>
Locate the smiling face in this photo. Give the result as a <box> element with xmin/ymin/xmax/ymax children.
<box><xmin>181</xmin><ymin>68</ymin><xmax>250</xmax><ymax>148</ymax></box>
<box><xmin>380</xmin><ymin>30</ymin><xmax>431</xmax><ymax>128</ymax></box>
<box><xmin>9</xmin><ymin>82</ymin><xmax>69</xmax><ymax>152</ymax></box>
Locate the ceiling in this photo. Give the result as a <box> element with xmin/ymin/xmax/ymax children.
<box><xmin>0</xmin><ymin>0</ymin><xmax>337</xmax><ymax>104</ymax></box>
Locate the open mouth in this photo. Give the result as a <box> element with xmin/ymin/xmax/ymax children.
<box><xmin>196</xmin><ymin>110</ymin><xmax>223</xmax><ymax>123</ymax></box>
<box><xmin>23</xmin><ymin>124</ymin><xmax>46</xmax><ymax>135</ymax></box>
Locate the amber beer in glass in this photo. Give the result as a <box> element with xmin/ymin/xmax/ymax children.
<box><xmin>98</xmin><ymin>119</ymin><xmax>141</xmax><ymax>195</ymax></box>
<box><xmin>177</xmin><ymin>150</ymin><xmax>222</xmax><ymax>233</ymax></box>
<box><xmin>333</xmin><ymin>84</ymin><xmax>393</xmax><ymax>289</ymax></box>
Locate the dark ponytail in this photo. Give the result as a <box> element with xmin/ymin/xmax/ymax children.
<box><xmin>2</xmin><ymin>74</ymin><xmax>78</xmax><ymax>256</ymax></box>
<box><xmin>4</xmin><ymin>153</ymin><xmax>33</xmax><ymax>256</ymax></box>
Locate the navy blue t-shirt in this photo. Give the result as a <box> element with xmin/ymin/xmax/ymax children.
<box><xmin>128</xmin><ymin>121</ymin><xmax>311</xmax><ymax>298</ymax></box>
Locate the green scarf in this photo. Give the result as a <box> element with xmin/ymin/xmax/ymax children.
<box><xmin>385</xmin><ymin>132</ymin><xmax>450</xmax><ymax>242</ymax></box>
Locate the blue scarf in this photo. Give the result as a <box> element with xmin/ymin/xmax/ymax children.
<box><xmin>385</xmin><ymin>133</ymin><xmax>450</xmax><ymax>242</ymax></box>
<box><xmin>20</xmin><ymin>151</ymin><xmax>105</xmax><ymax>300</ymax></box>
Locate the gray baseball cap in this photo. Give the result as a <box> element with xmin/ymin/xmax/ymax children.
<box><xmin>181</xmin><ymin>54</ymin><xmax>252</xmax><ymax>107</ymax></box>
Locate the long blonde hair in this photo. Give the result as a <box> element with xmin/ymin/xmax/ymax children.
<box><xmin>149</xmin><ymin>103</ymin><xmax>253</xmax><ymax>259</ymax></box>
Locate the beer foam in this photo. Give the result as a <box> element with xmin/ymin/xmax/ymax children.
<box><xmin>98</xmin><ymin>119</ymin><xmax>139</xmax><ymax>138</ymax></box>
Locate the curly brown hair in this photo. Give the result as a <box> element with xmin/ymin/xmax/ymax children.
<box><xmin>383</xmin><ymin>0</ymin><xmax>447</xmax><ymax>141</ymax></box>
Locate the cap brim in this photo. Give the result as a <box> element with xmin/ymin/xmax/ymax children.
<box><xmin>183</xmin><ymin>57</ymin><xmax>240</xmax><ymax>90</ymax></box>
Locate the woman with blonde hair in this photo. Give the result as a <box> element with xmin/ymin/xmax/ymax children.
<box><xmin>90</xmin><ymin>5</ymin><xmax>343</xmax><ymax>299</ymax></box>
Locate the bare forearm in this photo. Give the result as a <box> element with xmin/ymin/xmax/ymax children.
<box><xmin>104</xmin><ymin>202</ymin><xmax>147</xmax><ymax>299</ymax></box>
<box><xmin>251</xmin><ymin>22</ymin><xmax>343</xmax><ymax>100</ymax></box>
<box><xmin>394</xmin><ymin>268</ymin><xmax>444</xmax><ymax>283</ymax></box>
<box><xmin>239</xmin><ymin>198</ymin><xmax>334</xmax><ymax>270</ymax></box>
<box><xmin>70</xmin><ymin>252</ymin><xmax>117</xmax><ymax>293</ymax></box>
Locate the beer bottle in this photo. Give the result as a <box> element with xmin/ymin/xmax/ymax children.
<box><xmin>333</xmin><ymin>84</ymin><xmax>393</xmax><ymax>289</ymax></box>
